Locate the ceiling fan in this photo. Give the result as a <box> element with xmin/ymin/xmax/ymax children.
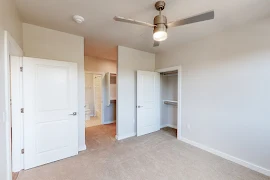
<box><xmin>113</xmin><ymin>1</ymin><xmax>214</xmax><ymax>47</ymax></box>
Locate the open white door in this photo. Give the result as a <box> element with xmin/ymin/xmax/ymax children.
<box><xmin>94</xmin><ymin>75</ymin><xmax>103</xmax><ymax>121</ymax></box>
<box><xmin>137</xmin><ymin>71</ymin><xmax>160</xmax><ymax>136</ymax></box>
<box><xmin>23</xmin><ymin>57</ymin><xmax>78</xmax><ymax>170</ymax></box>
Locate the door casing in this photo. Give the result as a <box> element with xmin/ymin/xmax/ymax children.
<box><xmin>155</xmin><ymin>66</ymin><xmax>182</xmax><ymax>140</ymax></box>
<box><xmin>4</xmin><ymin>31</ymin><xmax>23</xmax><ymax>179</ymax></box>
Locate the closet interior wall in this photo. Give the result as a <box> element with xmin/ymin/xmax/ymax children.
<box><xmin>160</xmin><ymin>73</ymin><xmax>178</xmax><ymax>129</ymax></box>
<box><xmin>104</xmin><ymin>73</ymin><xmax>117</xmax><ymax>123</ymax></box>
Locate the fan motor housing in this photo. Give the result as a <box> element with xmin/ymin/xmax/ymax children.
<box><xmin>153</xmin><ymin>24</ymin><xmax>167</xmax><ymax>34</ymax></box>
<box><xmin>154</xmin><ymin>15</ymin><xmax>167</xmax><ymax>25</ymax></box>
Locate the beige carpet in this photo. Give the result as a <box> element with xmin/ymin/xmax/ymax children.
<box><xmin>18</xmin><ymin>124</ymin><xmax>269</xmax><ymax>180</ymax></box>
<box><xmin>12</xmin><ymin>172</ymin><xmax>19</xmax><ymax>180</ymax></box>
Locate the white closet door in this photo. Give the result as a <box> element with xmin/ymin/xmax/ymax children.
<box><xmin>23</xmin><ymin>57</ymin><xmax>78</xmax><ymax>170</ymax></box>
<box><xmin>137</xmin><ymin>71</ymin><xmax>160</xmax><ymax>136</ymax></box>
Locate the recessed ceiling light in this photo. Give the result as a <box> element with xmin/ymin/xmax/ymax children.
<box><xmin>73</xmin><ymin>15</ymin><xmax>84</xmax><ymax>24</ymax></box>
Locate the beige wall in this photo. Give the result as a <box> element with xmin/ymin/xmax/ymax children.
<box><xmin>84</xmin><ymin>42</ymin><xmax>117</xmax><ymax>61</ymax></box>
<box><xmin>156</xmin><ymin>17</ymin><xmax>270</xmax><ymax>175</ymax></box>
<box><xmin>0</xmin><ymin>0</ymin><xmax>22</xmax><ymax>179</ymax></box>
<box><xmin>1</xmin><ymin>0</ymin><xmax>22</xmax><ymax>47</ymax></box>
<box><xmin>23</xmin><ymin>23</ymin><xmax>86</xmax><ymax>151</ymax></box>
<box><xmin>85</xmin><ymin>56</ymin><xmax>117</xmax><ymax>73</ymax></box>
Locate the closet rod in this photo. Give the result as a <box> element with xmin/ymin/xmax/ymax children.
<box><xmin>163</xmin><ymin>100</ymin><xmax>178</xmax><ymax>106</ymax></box>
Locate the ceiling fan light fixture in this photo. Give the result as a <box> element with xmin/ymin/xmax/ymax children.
<box><xmin>153</xmin><ymin>31</ymin><xmax>167</xmax><ymax>41</ymax></box>
<box><xmin>113</xmin><ymin>1</ymin><xmax>215</xmax><ymax>46</ymax></box>
<box><xmin>153</xmin><ymin>24</ymin><xmax>167</xmax><ymax>41</ymax></box>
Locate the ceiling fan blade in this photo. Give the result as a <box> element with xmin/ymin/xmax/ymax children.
<box><xmin>167</xmin><ymin>10</ymin><xmax>214</xmax><ymax>28</ymax></box>
<box><xmin>153</xmin><ymin>41</ymin><xmax>160</xmax><ymax>47</ymax></box>
<box><xmin>114</xmin><ymin>16</ymin><xmax>155</xmax><ymax>28</ymax></box>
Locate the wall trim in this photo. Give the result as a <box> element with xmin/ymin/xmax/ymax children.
<box><xmin>181</xmin><ymin>138</ymin><xmax>270</xmax><ymax>177</ymax></box>
<box><xmin>155</xmin><ymin>66</ymin><xmax>182</xmax><ymax>73</ymax></box>
<box><xmin>160</xmin><ymin>124</ymin><xmax>177</xmax><ymax>129</ymax></box>
<box><xmin>78</xmin><ymin>144</ymin><xmax>87</xmax><ymax>151</ymax></box>
<box><xmin>116</xmin><ymin>132</ymin><xmax>136</xmax><ymax>140</ymax></box>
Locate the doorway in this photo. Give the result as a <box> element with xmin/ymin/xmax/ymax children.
<box><xmin>85</xmin><ymin>73</ymin><xmax>103</xmax><ymax>127</ymax></box>
<box><xmin>156</xmin><ymin>66</ymin><xmax>182</xmax><ymax>140</ymax></box>
<box><xmin>135</xmin><ymin>67</ymin><xmax>182</xmax><ymax>139</ymax></box>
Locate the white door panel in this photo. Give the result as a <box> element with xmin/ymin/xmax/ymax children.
<box><xmin>94</xmin><ymin>75</ymin><xmax>102</xmax><ymax>119</ymax></box>
<box><xmin>23</xmin><ymin>57</ymin><xmax>78</xmax><ymax>170</ymax></box>
<box><xmin>137</xmin><ymin>71</ymin><xmax>160</xmax><ymax>136</ymax></box>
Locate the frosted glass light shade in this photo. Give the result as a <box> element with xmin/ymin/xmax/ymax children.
<box><xmin>153</xmin><ymin>31</ymin><xmax>167</xmax><ymax>41</ymax></box>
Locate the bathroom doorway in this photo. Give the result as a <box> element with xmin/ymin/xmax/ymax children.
<box><xmin>85</xmin><ymin>72</ymin><xmax>103</xmax><ymax>127</ymax></box>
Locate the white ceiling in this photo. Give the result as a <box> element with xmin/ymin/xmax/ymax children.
<box><xmin>16</xmin><ymin>0</ymin><xmax>270</xmax><ymax>54</ymax></box>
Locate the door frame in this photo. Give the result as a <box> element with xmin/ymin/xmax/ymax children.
<box><xmin>155</xmin><ymin>66</ymin><xmax>182</xmax><ymax>140</ymax></box>
<box><xmin>10</xmin><ymin>56</ymin><xmax>24</xmax><ymax>172</ymax></box>
<box><xmin>84</xmin><ymin>71</ymin><xmax>105</xmax><ymax>124</ymax></box>
<box><xmin>3</xmin><ymin>31</ymin><xmax>23</xmax><ymax>179</ymax></box>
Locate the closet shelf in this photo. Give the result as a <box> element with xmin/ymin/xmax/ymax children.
<box><xmin>110</xmin><ymin>99</ymin><xmax>116</xmax><ymax>103</ymax></box>
<box><xmin>163</xmin><ymin>100</ymin><xmax>178</xmax><ymax>106</ymax></box>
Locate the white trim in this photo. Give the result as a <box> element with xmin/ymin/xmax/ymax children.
<box><xmin>160</xmin><ymin>124</ymin><xmax>177</xmax><ymax>129</ymax></box>
<box><xmin>155</xmin><ymin>66</ymin><xmax>182</xmax><ymax>140</ymax></box>
<box><xmin>10</xmin><ymin>56</ymin><xmax>24</xmax><ymax>172</ymax></box>
<box><xmin>116</xmin><ymin>132</ymin><xmax>136</xmax><ymax>140</ymax></box>
<box><xmin>78</xmin><ymin>144</ymin><xmax>87</xmax><ymax>151</ymax></box>
<box><xmin>4</xmin><ymin>31</ymin><xmax>23</xmax><ymax>180</ymax></box>
<box><xmin>181</xmin><ymin>138</ymin><xmax>270</xmax><ymax>177</ymax></box>
<box><xmin>155</xmin><ymin>66</ymin><xmax>182</xmax><ymax>73</ymax></box>
<box><xmin>103</xmin><ymin>120</ymin><xmax>116</xmax><ymax>125</ymax></box>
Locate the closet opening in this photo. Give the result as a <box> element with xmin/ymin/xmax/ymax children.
<box><xmin>160</xmin><ymin>70</ymin><xmax>179</xmax><ymax>138</ymax></box>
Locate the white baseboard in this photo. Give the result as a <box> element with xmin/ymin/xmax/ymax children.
<box><xmin>103</xmin><ymin>120</ymin><xmax>116</xmax><ymax>125</ymax></box>
<box><xmin>181</xmin><ymin>138</ymin><xmax>270</xmax><ymax>177</ymax></box>
<box><xmin>116</xmin><ymin>132</ymin><xmax>136</xmax><ymax>140</ymax></box>
<box><xmin>78</xmin><ymin>144</ymin><xmax>87</xmax><ymax>152</ymax></box>
<box><xmin>161</xmin><ymin>124</ymin><xmax>177</xmax><ymax>129</ymax></box>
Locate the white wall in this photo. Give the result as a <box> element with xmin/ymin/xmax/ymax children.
<box><xmin>0</xmin><ymin>0</ymin><xmax>22</xmax><ymax>179</ymax></box>
<box><xmin>156</xmin><ymin>17</ymin><xmax>270</xmax><ymax>174</ymax></box>
<box><xmin>23</xmin><ymin>23</ymin><xmax>86</xmax><ymax>151</ymax></box>
<box><xmin>1</xmin><ymin>0</ymin><xmax>22</xmax><ymax>47</ymax></box>
<box><xmin>117</xmin><ymin>46</ymin><xmax>155</xmax><ymax>139</ymax></box>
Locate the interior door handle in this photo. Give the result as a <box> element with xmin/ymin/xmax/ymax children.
<box><xmin>69</xmin><ymin>112</ymin><xmax>77</xmax><ymax>116</ymax></box>
<box><xmin>137</xmin><ymin>106</ymin><xmax>143</xmax><ymax>108</ymax></box>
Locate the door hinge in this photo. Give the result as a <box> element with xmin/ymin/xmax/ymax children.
<box><xmin>21</xmin><ymin>149</ymin><xmax>24</xmax><ymax>154</ymax></box>
<box><xmin>20</xmin><ymin>108</ymin><xmax>24</xmax><ymax>113</ymax></box>
<box><xmin>20</xmin><ymin>67</ymin><xmax>23</xmax><ymax>72</ymax></box>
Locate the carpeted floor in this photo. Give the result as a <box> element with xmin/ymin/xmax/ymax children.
<box><xmin>17</xmin><ymin>124</ymin><xmax>269</xmax><ymax>180</ymax></box>
<box><xmin>12</xmin><ymin>172</ymin><xmax>19</xmax><ymax>180</ymax></box>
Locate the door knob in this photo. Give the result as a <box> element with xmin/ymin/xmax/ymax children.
<box><xmin>137</xmin><ymin>106</ymin><xmax>143</xmax><ymax>108</ymax></box>
<box><xmin>69</xmin><ymin>112</ymin><xmax>77</xmax><ymax>116</ymax></box>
